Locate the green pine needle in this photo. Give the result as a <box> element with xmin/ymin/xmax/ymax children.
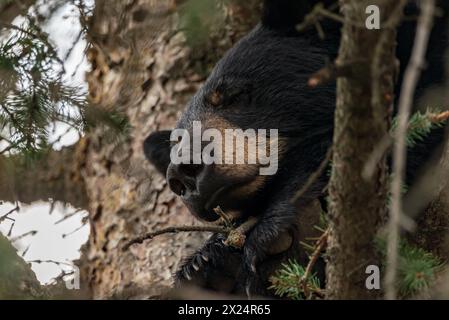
<box><xmin>392</xmin><ymin>109</ymin><xmax>447</xmax><ymax>148</ymax></box>
<box><xmin>376</xmin><ymin>238</ymin><xmax>444</xmax><ymax>298</ymax></box>
<box><xmin>269</xmin><ymin>259</ymin><xmax>321</xmax><ymax>300</ymax></box>
<box><xmin>0</xmin><ymin>20</ymin><xmax>129</xmax><ymax>157</ymax></box>
<box><xmin>397</xmin><ymin>241</ymin><xmax>444</xmax><ymax>297</ymax></box>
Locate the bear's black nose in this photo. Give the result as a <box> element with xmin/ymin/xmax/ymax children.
<box><xmin>166</xmin><ymin>163</ymin><xmax>204</xmax><ymax>197</ymax></box>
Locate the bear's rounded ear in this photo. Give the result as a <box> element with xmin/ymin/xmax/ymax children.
<box><xmin>143</xmin><ymin>130</ymin><xmax>172</xmax><ymax>176</ymax></box>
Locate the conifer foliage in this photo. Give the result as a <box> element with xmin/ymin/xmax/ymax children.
<box><xmin>0</xmin><ymin>18</ymin><xmax>86</xmax><ymax>154</ymax></box>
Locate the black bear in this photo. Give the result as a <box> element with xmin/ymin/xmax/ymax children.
<box><xmin>143</xmin><ymin>0</ymin><xmax>449</xmax><ymax>297</ymax></box>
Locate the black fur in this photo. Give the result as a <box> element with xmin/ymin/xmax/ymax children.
<box><xmin>262</xmin><ymin>0</ymin><xmax>311</xmax><ymax>30</ymax></box>
<box><xmin>143</xmin><ymin>130</ymin><xmax>172</xmax><ymax>176</ymax></box>
<box><xmin>144</xmin><ymin>0</ymin><xmax>449</xmax><ymax>297</ymax></box>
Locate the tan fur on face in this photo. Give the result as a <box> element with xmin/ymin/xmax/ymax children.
<box><xmin>186</xmin><ymin>113</ymin><xmax>288</xmax><ymax>202</ymax></box>
<box><xmin>199</xmin><ymin>113</ymin><xmax>287</xmax><ymax>179</ymax></box>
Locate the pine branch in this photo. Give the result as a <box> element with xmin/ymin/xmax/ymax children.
<box><xmin>300</xmin><ymin>229</ymin><xmax>329</xmax><ymax>297</ymax></box>
<box><xmin>363</xmin><ymin>109</ymin><xmax>449</xmax><ymax>180</ymax></box>
<box><xmin>398</xmin><ymin>242</ymin><xmax>443</xmax><ymax>297</ymax></box>
<box><xmin>393</xmin><ymin>109</ymin><xmax>448</xmax><ymax>147</ymax></box>
<box><xmin>376</xmin><ymin>237</ymin><xmax>444</xmax><ymax>298</ymax></box>
<box><xmin>269</xmin><ymin>259</ymin><xmax>323</xmax><ymax>300</ymax></box>
<box><xmin>269</xmin><ymin>228</ymin><xmax>328</xmax><ymax>300</ymax></box>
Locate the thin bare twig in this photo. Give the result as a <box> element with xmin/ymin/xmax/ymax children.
<box><xmin>0</xmin><ymin>202</ymin><xmax>19</xmax><ymax>224</ymax></box>
<box><xmin>308</xmin><ymin>61</ymin><xmax>360</xmax><ymax>87</ymax></box>
<box><xmin>296</xmin><ymin>3</ymin><xmax>343</xmax><ymax>32</ymax></box>
<box><xmin>122</xmin><ymin>225</ymin><xmax>228</xmax><ymax>251</ymax></box>
<box><xmin>123</xmin><ymin>207</ymin><xmax>259</xmax><ymax>251</ymax></box>
<box><xmin>386</xmin><ymin>0</ymin><xmax>436</xmax><ymax>300</ymax></box>
<box><xmin>54</xmin><ymin>208</ymin><xmax>85</xmax><ymax>225</ymax></box>
<box><xmin>28</xmin><ymin>259</ymin><xmax>75</xmax><ymax>268</ymax></box>
<box><xmin>10</xmin><ymin>230</ymin><xmax>38</xmax><ymax>242</ymax></box>
<box><xmin>62</xmin><ymin>217</ymin><xmax>88</xmax><ymax>238</ymax></box>
<box><xmin>429</xmin><ymin>110</ymin><xmax>449</xmax><ymax>123</ymax></box>
<box><xmin>300</xmin><ymin>228</ymin><xmax>329</xmax><ymax>298</ymax></box>
<box><xmin>21</xmin><ymin>243</ymin><xmax>31</xmax><ymax>257</ymax></box>
<box><xmin>213</xmin><ymin>206</ymin><xmax>233</xmax><ymax>226</ymax></box>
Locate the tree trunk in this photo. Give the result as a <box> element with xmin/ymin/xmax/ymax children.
<box><xmin>80</xmin><ymin>0</ymin><xmax>260</xmax><ymax>299</ymax></box>
<box><xmin>326</xmin><ymin>0</ymin><xmax>405</xmax><ymax>299</ymax></box>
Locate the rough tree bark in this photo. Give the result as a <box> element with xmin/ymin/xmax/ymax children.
<box><xmin>79</xmin><ymin>0</ymin><xmax>260</xmax><ymax>299</ymax></box>
<box><xmin>326</xmin><ymin>0</ymin><xmax>406</xmax><ymax>299</ymax></box>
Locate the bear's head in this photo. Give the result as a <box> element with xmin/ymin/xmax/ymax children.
<box><xmin>143</xmin><ymin>2</ymin><xmax>336</xmax><ymax>222</ymax></box>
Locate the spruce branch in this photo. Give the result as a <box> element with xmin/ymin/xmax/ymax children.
<box><xmin>363</xmin><ymin>109</ymin><xmax>449</xmax><ymax>181</ymax></box>
<box><xmin>393</xmin><ymin>109</ymin><xmax>448</xmax><ymax>147</ymax></box>
<box><xmin>376</xmin><ymin>238</ymin><xmax>444</xmax><ymax>298</ymax></box>
<box><xmin>269</xmin><ymin>228</ymin><xmax>329</xmax><ymax>300</ymax></box>
<box><xmin>300</xmin><ymin>228</ymin><xmax>329</xmax><ymax>297</ymax></box>
<box><xmin>269</xmin><ymin>259</ymin><xmax>323</xmax><ymax>300</ymax></box>
<box><xmin>398</xmin><ymin>242</ymin><xmax>444</xmax><ymax>297</ymax></box>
